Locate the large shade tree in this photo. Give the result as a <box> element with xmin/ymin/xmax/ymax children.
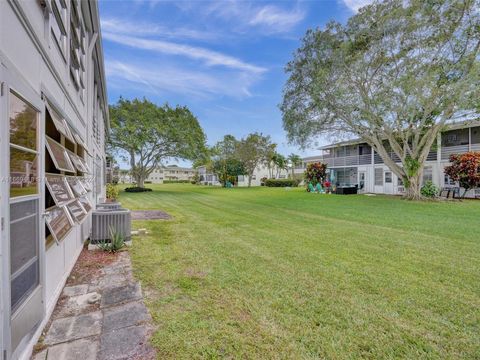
<box><xmin>281</xmin><ymin>0</ymin><xmax>480</xmax><ymax>199</ymax></box>
<box><xmin>237</xmin><ymin>133</ymin><xmax>274</xmax><ymax>187</ymax></box>
<box><xmin>210</xmin><ymin>135</ymin><xmax>245</xmax><ymax>186</ymax></box>
<box><xmin>109</xmin><ymin>98</ymin><xmax>207</xmax><ymax>188</ymax></box>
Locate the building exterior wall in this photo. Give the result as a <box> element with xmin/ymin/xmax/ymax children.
<box><xmin>146</xmin><ymin>166</ymin><xmax>196</xmax><ymax>184</ymax></box>
<box><xmin>0</xmin><ymin>1</ymin><xmax>108</xmax><ymax>359</ymax></box>
<box><xmin>237</xmin><ymin>165</ymin><xmax>289</xmax><ymax>187</ymax></box>
<box><xmin>197</xmin><ymin>166</ymin><xmax>220</xmax><ymax>186</ymax></box>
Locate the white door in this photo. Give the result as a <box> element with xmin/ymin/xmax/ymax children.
<box><xmin>358</xmin><ymin>171</ymin><xmax>367</xmax><ymax>193</ymax></box>
<box><xmin>384</xmin><ymin>171</ymin><xmax>394</xmax><ymax>194</ymax></box>
<box><xmin>2</xmin><ymin>77</ymin><xmax>44</xmax><ymax>357</ymax></box>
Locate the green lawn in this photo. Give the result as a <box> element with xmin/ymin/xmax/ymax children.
<box><xmin>119</xmin><ymin>184</ymin><xmax>480</xmax><ymax>359</ymax></box>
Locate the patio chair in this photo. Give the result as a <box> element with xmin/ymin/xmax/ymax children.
<box><xmin>308</xmin><ymin>183</ymin><xmax>316</xmax><ymax>193</ymax></box>
<box><xmin>315</xmin><ymin>183</ymin><xmax>324</xmax><ymax>193</ymax></box>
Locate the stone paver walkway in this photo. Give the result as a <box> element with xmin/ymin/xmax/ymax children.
<box><xmin>33</xmin><ymin>250</ymin><xmax>156</xmax><ymax>360</ymax></box>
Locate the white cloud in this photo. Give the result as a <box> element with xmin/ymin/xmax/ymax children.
<box><xmin>101</xmin><ymin>18</ymin><xmax>218</xmax><ymax>41</ymax></box>
<box><xmin>105</xmin><ymin>60</ymin><xmax>261</xmax><ymax>99</ymax></box>
<box><xmin>341</xmin><ymin>0</ymin><xmax>374</xmax><ymax>12</ymax></box>
<box><xmin>204</xmin><ymin>1</ymin><xmax>305</xmax><ymax>34</ymax></box>
<box><xmin>248</xmin><ymin>5</ymin><xmax>305</xmax><ymax>31</ymax></box>
<box><xmin>103</xmin><ymin>32</ymin><xmax>266</xmax><ymax>74</ymax></box>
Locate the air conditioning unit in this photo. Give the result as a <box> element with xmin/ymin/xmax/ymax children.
<box><xmin>96</xmin><ymin>202</ymin><xmax>122</xmax><ymax>210</ymax></box>
<box><xmin>91</xmin><ymin>208</ymin><xmax>131</xmax><ymax>244</ymax></box>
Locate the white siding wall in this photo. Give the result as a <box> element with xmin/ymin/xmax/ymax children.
<box><xmin>0</xmin><ymin>1</ymin><xmax>107</xmax><ymax>359</ymax></box>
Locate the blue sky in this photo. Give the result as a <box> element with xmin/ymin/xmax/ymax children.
<box><xmin>99</xmin><ymin>0</ymin><xmax>370</xmax><ymax>167</ymax></box>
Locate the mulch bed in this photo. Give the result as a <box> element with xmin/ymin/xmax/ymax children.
<box><xmin>131</xmin><ymin>210</ymin><xmax>172</xmax><ymax>220</ymax></box>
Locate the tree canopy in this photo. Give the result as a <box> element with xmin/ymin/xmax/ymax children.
<box><xmin>281</xmin><ymin>0</ymin><xmax>480</xmax><ymax>199</ymax></box>
<box><xmin>109</xmin><ymin>98</ymin><xmax>207</xmax><ymax>187</ymax></box>
<box><xmin>236</xmin><ymin>133</ymin><xmax>274</xmax><ymax>187</ymax></box>
<box><xmin>210</xmin><ymin>135</ymin><xmax>245</xmax><ymax>186</ymax></box>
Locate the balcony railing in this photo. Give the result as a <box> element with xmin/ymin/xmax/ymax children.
<box><xmin>441</xmin><ymin>145</ymin><xmax>469</xmax><ymax>160</ymax></box>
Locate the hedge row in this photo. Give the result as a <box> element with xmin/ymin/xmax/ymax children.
<box><xmin>125</xmin><ymin>187</ymin><xmax>153</xmax><ymax>193</ymax></box>
<box><xmin>163</xmin><ymin>180</ymin><xmax>191</xmax><ymax>184</ymax></box>
<box><xmin>264</xmin><ymin>179</ymin><xmax>300</xmax><ymax>187</ymax></box>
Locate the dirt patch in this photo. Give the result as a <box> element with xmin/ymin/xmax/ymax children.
<box><xmin>131</xmin><ymin>210</ymin><xmax>172</xmax><ymax>220</ymax></box>
<box><xmin>67</xmin><ymin>248</ymin><xmax>119</xmax><ymax>286</ymax></box>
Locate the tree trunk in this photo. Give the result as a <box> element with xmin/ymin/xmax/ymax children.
<box><xmin>404</xmin><ymin>173</ymin><xmax>423</xmax><ymax>200</ymax></box>
<box><xmin>137</xmin><ymin>175</ymin><xmax>145</xmax><ymax>188</ymax></box>
<box><xmin>248</xmin><ymin>172</ymin><xmax>253</xmax><ymax>187</ymax></box>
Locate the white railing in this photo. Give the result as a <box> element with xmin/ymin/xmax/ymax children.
<box><xmin>441</xmin><ymin>145</ymin><xmax>469</xmax><ymax>160</ymax></box>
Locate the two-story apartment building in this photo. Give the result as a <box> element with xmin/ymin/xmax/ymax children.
<box><xmin>296</xmin><ymin>121</ymin><xmax>480</xmax><ymax>197</ymax></box>
<box><xmin>0</xmin><ymin>1</ymin><xmax>108</xmax><ymax>359</ymax></box>
<box><xmin>146</xmin><ymin>165</ymin><xmax>196</xmax><ymax>183</ymax></box>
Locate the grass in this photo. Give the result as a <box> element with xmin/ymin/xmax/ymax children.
<box><xmin>119</xmin><ymin>184</ymin><xmax>480</xmax><ymax>359</ymax></box>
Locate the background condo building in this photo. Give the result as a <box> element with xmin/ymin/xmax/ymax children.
<box><xmin>0</xmin><ymin>0</ymin><xmax>108</xmax><ymax>358</ymax></box>
<box><xmin>295</xmin><ymin>121</ymin><xmax>480</xmax><ymax>197</ymax></box>
<box><xmin>146</xmin><ymin>165</ymin><xmax>196</xmax><ymax>183</ymax></box>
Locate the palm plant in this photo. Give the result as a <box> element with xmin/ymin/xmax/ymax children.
<box><xmin>288</xmin><ymin>153</ymin><xmax>302</xmax><ymax>179</ymax></box>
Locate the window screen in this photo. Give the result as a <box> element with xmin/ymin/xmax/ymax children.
<box><xmin>423</xmin><ymin>167</ymin><xmax>433</xmax><ymax>184</ymax></box>
<box><xmin>67</xmin><ymin>150</ymin><xmax>88</xmax><ymax>173</ymax></box>
<box><xmin>375</xmin><ymin>168</ymin><xmax>383</xmax><ymax>186</ymax></box>
<box><xmin>10</xmin><ymin>199</ymin><xmax>39</xmax><ymax>312</ymax></box>
<box><xmin>66</xmin><ymin>176</ymin><xmax>87</xmax><ymax>197</ymax></box>
<box><xmin>45</xmin><ymin>103</ymin><xmax>75</xmax><ymax>144</ymax></box>
<box><xmin>66</xmin><ymin>200</ymin><xmax>87</xmax><ymax>223</ymax></box>
<box><xmin>385</xmin><ymin>171</ymin><xmax>392</xmax><ymax>183</ymax></box>
<box><xmin>45</xmin><ymin>206</ymin><xmax>73</xmax><ymax>243</ymax></box>
<box><xmin>46</xmin><ymin>136</ymin><xmax>75</xmax><ymax>173</ymax></box>
<box><xmin>46</xmin><ymin>174</ymin><xmax>75</xmax><ymax>205</ymax></box>
<box><xmin>78</xmin><ymin>196</ymin><xmax>92</xmax><ymax>213</ymax></box>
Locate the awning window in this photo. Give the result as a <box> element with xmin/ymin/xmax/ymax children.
<box><xmin>45</xmin><ymin>206</ymin><xmax>73</xmax><ymax>244</ymax></box>
<box><xmin>45</xmin><ymin>174</ymin><xmax>75</xmax><ymax>206</ymax></box>
<box><xmin>67</xmin><ymin>150</ymin><xmax>88</xmax><ymax>173</ymax></box>
<box><xmin>66</xmin><ymin>200</ymin><xmax>87</xmax><ymax>223</ymax></box>
<box><xmin>45</xmin><ymin>102</ymin><xmax>76</xmax><ymax>144</ymax></box>
<box><xmin>80</xmin><ymin>177</ymin><xmax>92</xmax><ymax>192</ymax></box>
<box><xmin>66</xmin><ymin>176</ymin><xmax>87</xmax><ymax>197</ymax></box>
<box><xmin>46</xmin><ymin>136</ymin><xmax>75</xmax><ymax>173</ymax></box>
<box><xmin>78</xmin><ymin>195</ymin><xmax>92</xmax><ymax>212</ymax></box>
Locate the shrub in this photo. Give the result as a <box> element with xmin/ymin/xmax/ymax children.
<box><xmin>106</xmin><ymin>183</ymin><xmax>119</xmax><ymax>200</ymax></box>
<box><xmin>125</xmin><ymin>187</ymin><xmax>153</xmax><ymax>193</ymax></box>
<box><xmin>97</xmin><ymin>227</ymin><xmax>125</xmax><ymax>253</ymax></box>
<box><xmin>163</xmin><ymin>180</ymin><xmax>190</xmax><ymax>184</ymax></box>
<box><xmin>421</xmin><ymin>181</ymin><xmax>439</xmax><ymax>198</ymax></box>
<box><xmin>304</xmin><ymin>162</ymin><xmax>327</xmax><ymax>186</ymax></box>
<box><xmin>260</xmin><ymin>177</ymin><xmax>268</xmax><ymax>186</ymax></box>
<box><xmin>265</xmin><ymin>179</ymin><xmax>300</xmax><ymax>187</ymax></box>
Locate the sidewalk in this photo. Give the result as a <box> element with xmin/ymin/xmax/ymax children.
<box><xmin>33</xmin><ymin>249</ymin><xmax>156</xmax><ymax>360</ymax></box>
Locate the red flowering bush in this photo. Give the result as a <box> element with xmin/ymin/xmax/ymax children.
<box><xmin>324</xmin><ymin>180</ymin><xmax>331</xmax><ymax>188</ymax></box>
<box><xmin>444</xmin><ymin>152</ymin><xmax>480</xmax><ymax>197</ymax></box>
<box><xmin>304</xmin><ymin>162</ymin><xmax>327</xmax><ymax>186</ymax></box>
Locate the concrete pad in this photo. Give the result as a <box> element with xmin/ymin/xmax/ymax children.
<box><xmin>98</xmin><ymin>325</ymin><xmax>155</xmax><ymax>360</ymax></box>
<box><xmin>55</xmin><ymin>292</ymin><xmax>101</xmax><ymax>318</ymax></box>
<box><xmin>33</xmin><ymin>338</ymin><xmax>99</xmax><ymax>360</ymax></box>
<box><xmin>45</xmin><ymin>311</ymin><xmax>102</xmax><ymax>345</ymax></box>
<box><xmin>103</xmin><ymin>301</ymin><xmax>150</xmax><ymax>332</ymax></box>
<box><xmin>101</xmin><ymin>282</ymin><xmax>142</xmax><ymax>308</ymax></box>
<box><xmin>93</xmin><ymin>273</ymin><xmax>130</xmax><ymax>290</ymax></box>
<box><xmin>62</xmin><ymin>284</ymin><xmax>89</xmax><ymax>297</ymax></box>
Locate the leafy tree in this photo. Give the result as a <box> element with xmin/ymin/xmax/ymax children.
<box><xmin>281</xmin><ymin>0</ymin><xmax>480</xmax><ymax>199</ymax></box>
<box><xmin>109</xmin><ymin>98</ymin><xmax>207</xmax><ymax>188</ymax></box>
<box><xmin>444</xmin><ymin>152</ymin><xmax>480</xmax><ymax>197</ymax></box>
<box><xmin>236</xmin><ymin>133</ymin><xmax>273</xmax><ymax>187</ymax></box>
<box><xmin>210</xmin><ymin>135</ymin><xmax>244</xmax><ymax>186</ymax></box>
<box><xmin>287</xmin><ymin>153</ymin><xmax>302</xmax><ymax>179</ymax></box>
